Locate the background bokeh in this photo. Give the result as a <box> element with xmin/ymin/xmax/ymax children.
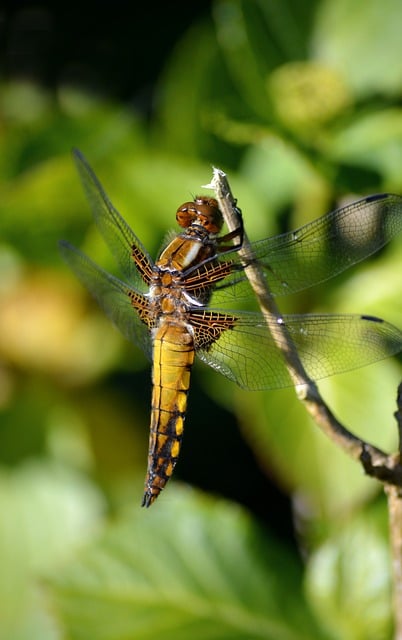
<box><xmin>0</xmin><ymin>1</ymin><xmax>401</xmax><ymax>638</ymax></box>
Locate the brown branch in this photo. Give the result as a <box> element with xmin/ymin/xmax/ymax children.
<box><xmin>207</xmin><ymin>167</ymin><xmax>402</xmax><ymax>638</ymax></box>
<box><xmin>207</xmin><ymin>167</ymin><xmax>402</xmax><ymax>637</ymax></box>
<box><xmin>386</xmin><ymin>483</ymin><xmax>402</xmax><ymax>640</ymax></box>
<box><xmin>385</xmin><ymin>384</ymin><xmax>402</xmax><ymax>640</ymax></box>
<box><xmin>395</xmin><ymin>381</ymin><xmax>402</xmax><ymax>458</ymax></box>
<box><xmin>207</xmin><ymin>167</ymin><xmax>401</xmax><ymax>473</ymax></box>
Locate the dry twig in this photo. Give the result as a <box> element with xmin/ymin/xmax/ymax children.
<box><xmin>206</xmin><ymin>166</ymin><xmax>402</xmax><ymax>636</ymax></box>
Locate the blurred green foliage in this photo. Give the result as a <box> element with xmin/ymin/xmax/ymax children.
<box><xmin>0</xmin><ymin>0</ymin><xmax>401</xmax><ymax>638</ymax></box>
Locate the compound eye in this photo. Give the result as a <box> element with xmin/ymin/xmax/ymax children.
<box><xmin>193</xmin><ymin>197</ymin><xmax>223</xmax><ymax>233</ymax></box>
<box><xmin>176</xmin><ymin>202</ymin><xmax>197</xmax><ymax>229</ymax></box>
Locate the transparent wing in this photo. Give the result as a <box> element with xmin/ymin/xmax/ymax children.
<box><xmin>210</xmin><ymin>193</ymin><xmax>402</xmax><ymax>305</ymax></box>
<box><xmin>197</xmin><ymin>311</ymin><xmax>402</xmax><ymax>390</ymax></box>
<box><xmin>60</xmin><ymin>240</ymin><xmax>152</xmax><ymax>360</ymax></box>
<box><xmin>73</xmin><ymin>149</ymin><xmax>154</xmax><ymax>290</ymax></box>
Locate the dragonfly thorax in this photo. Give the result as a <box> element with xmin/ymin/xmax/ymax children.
<box><xmin>157</xmin><ymin>226</ymin><xmax>220</xmax><ymax>273</ymax></box>
<box><xmin>148</xmin><ymin>269</ymin><xmax>196</xmax><ymax>320</ymax></box>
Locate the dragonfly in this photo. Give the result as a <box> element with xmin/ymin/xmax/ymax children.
<box><xmin>60</xmin><ymin>150</ymin><xmax>402</xmax><ymax>507</ymax></box>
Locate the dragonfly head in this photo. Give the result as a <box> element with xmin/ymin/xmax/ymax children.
<box><xmin>176</xmin><ymin>197</ymin><xmax>224</xmax><ymax>234</ymax></box>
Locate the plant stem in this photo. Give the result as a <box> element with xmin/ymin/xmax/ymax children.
<box><xmin>207</xmin><ymin>167</ymin><xmax>402</xmax><ymax>637</ymax></box>
<box><xmin>387</xmin><ymin>383</ymin><xmax>402</xmax><ymax>640</ymax></box>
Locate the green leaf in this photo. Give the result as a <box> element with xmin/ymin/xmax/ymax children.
<box><xmin>49</xmin><ymin>487</ymin><xmax>328</xmax><ymax>640</ymax></box>
<box><xmin>0</xmin><ymin>461</ymin><xmax>104</xmax><ymax>640</ymax></box>
<box><xmin>325</xmin><ymin>109</ymin><xmax>402</xmax><ymax>187</ymax></box>
<box><xmin>305</xmin><ymin>505</ymin><xmax>392</xmax><ymax>639</ymax></box>
<box><xmin>240</xmin><ymin>136</ymin><xmax>331</xmax><ymax>222</ymax></box>
<box><xmin>153</xmin><ymin>20</ymin><xmax>222</xmax><ymax>157</ymax></box>
<box><xmin>213</xmin><ymin>0</ymin><xmax>313</xmax><ymax>119</ymax></box>
<box><xmin>312</xmin><ymin>0</ymin><xmax>402</xmax><ymax>99</ymax></box>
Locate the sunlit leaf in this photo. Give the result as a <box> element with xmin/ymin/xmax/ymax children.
<box><xmin>312</xmin><ymin>0</ymin><xmax>402</xmax><ymax>98</ymax></box>
<box><xmin>305</xmin><ymin>504</ymin><xmax>392</xmax><ymax>639</ymax></box>
<box><xmin>213</xmin><ymin>0</ymin><xmax>314</xmax><ymax>119</ymax></box>
<box><xmin>153</xmin><ymin>21</ymin><xmax>222</xmax><ymax>157</ymax></box>
<box><xmin>325</xmin><ymin>109</ymin><xmax>402</xmax><ymax>187</ymax></box>
<box><xmin>240</xmin><ymin>136</ymin><xmax>331</xmax><ymax>227</ymax></box>
<box><xmin>49</xmin><ymin>488</ymin><xmax>328</xmax><ymax>640</ymax></box>
<box><xmin>0</xmin><ymin>461</ymin><xmax>104</xmax><ymax>640</ymax></box>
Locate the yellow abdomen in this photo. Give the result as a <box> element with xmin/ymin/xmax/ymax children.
<box><xmin>142</xmin><ymin>322</ymin><xmax>194</xmax><ymax>507</ymax></box>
